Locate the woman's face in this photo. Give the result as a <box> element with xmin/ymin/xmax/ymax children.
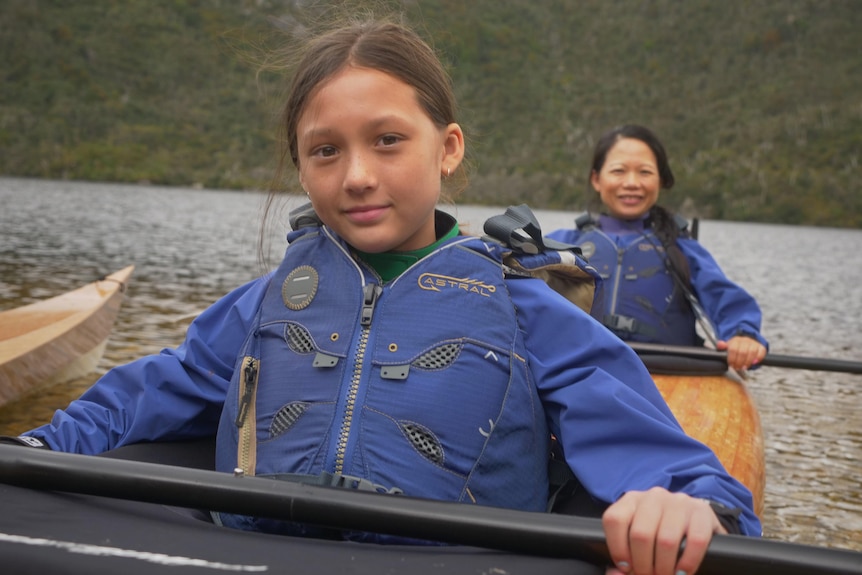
<box><xmin>591</xmin><ymin>137</ymin><xmax>661</xmax><ymax>220</ymax></box>
<box><xmin>295</xmin><ymin>66</ymin><xmax>464</xmax><ymax>253</ymax></box>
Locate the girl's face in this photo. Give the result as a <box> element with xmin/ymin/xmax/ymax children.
<box><xmin>296</xmin><ymin>66</ymin><xmax>464</xmax><ymax>253</ymax></box>
<box><xmin>591</xmin><ymin>138</ymin><xmax>661</xmax><ymax>220</ymax></box>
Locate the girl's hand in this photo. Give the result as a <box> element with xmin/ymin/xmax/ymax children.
<box><xmin>602</xmin><ymin>487</ymin><xmax>726</xmax><ymax>575</ymax></box>
<box><xmin>716</xmin><ymin>336</ymin><xmax>767</xmax><ymax>371</ymax></box>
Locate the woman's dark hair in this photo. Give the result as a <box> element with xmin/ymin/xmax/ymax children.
<box><xmin>590</xmin><ymin>124</ymin><xmax>675</xmax><ymax>189</ymax></box>
<box><xmin>591</xmin><ymin>124</ymin><xmax>691</xmax><ymax>287</ymax></box>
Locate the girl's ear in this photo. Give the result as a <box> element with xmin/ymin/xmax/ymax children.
<box><xmin>298</xmin><ymin>167</ymin><xmax>308</xmax><ymax>195</ymax></box>
<box><xmin>590</xmin><ymin>169</ymin><xmax>601</xmax><ymax>193</ymax></box>
<box><xmin>440</xmin><ymin>123</ymin><xmax>465</xmax><ymax>177</ymax></box>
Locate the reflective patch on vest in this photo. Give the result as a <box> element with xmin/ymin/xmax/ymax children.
<box><xmin>579</xmin><ymin>241</ymin><xmax>596</xmax><ymax>259</ymax></box>
<box><xmin>286</xmin><ymin>322</ymin><xmax>315</xmax><ymax>353</ymax></box>
<box><xmin>282</xmin><ymin>265</ymin><xmax>318</xmax><ymax>310</ymax></box>
<box><xmin>400</xmin><ymin>421</ymin><xmax>443</xmax><ymax>464</ymax></box>
<box><xmin>414</xmin><ymin>343</ymin><xmax>462</xmax><ymax>369</ymax></box>
<box><xmin>270</xmin><ymin>401</ymin><xmax>310</xmax><ymax>437</ymax></box>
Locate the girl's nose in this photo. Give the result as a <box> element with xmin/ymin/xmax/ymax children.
<box><xmin>343</xmin><ymin>153</ymin><xmax>376</xmax><ymax>193</ymax></box>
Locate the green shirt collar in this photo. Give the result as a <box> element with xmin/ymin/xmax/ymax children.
<box><xmin>356</xmin><ymin>212</ymin><xmax>460</xmax><ymax>282</ymax></box>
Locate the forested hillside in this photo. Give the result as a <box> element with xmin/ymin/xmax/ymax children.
<box><xmin>1</xmin><ymin>0</ymin><xmax>860</xmax><ymax>227</ymax></box>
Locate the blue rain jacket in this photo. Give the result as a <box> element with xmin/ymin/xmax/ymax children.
<box><xmin>25</xmin><ymin>214</ymin><xmax>762</xmax><ymax>538</ymax></box>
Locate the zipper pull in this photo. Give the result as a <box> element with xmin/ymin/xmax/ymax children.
<box><xmin>360</xmin><ymin>283</ymin><xmax>382</xmax><ymax>327</ymax></box>
<box><xmin>235</xmin><ymin>357</ymin><xmax>258</xmax><ymax>427</ymax></box>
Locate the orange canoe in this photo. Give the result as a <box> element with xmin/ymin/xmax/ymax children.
<box><xmin>644</xmin><ymin>354</ymin><xmax>765</xmax><ymax>517</ymax></box>
<box><xmin>0</xmin><ymin>266</ymin><xmax>134</xmax><ymax>407</ymax></box>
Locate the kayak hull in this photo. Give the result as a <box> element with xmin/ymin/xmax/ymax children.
<box><xmin>0</xmin><ymin>266</ymin><xmax>133</xmax><ymax>407</ymax></box>
<box><xmin>646</xmin><ymin>356</ymin><xmax>765</xmax><ymax>516</ymax></box>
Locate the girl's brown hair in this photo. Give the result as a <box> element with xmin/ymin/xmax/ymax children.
<box><xmin>258</xmin><ymin>17</ymin><xmax>465</xmax><ymax>267</ymax></box>
<box><xmin>282</xmin><ymin>20</ymin><xmax>458</xmax><ymax>169</ymax></box>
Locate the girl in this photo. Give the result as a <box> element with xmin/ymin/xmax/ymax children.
<box><xmin>549</xmin><ymin>125</ymin><xmax>768</xmax><ymax>371</ymax></box>
<box><xmin>10</xmin><ymin>19</ymin><xmax>759</xmax><ymax>575</ymax></box>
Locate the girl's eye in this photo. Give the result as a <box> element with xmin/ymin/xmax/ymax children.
<box><xmin>313</xmin><ymin>145</ymin><xmax>337</xmax><ymax>158</ymax></box>
<box><xmin>379</xmin><ymin>134</ymin><xmax>401</xmax><ymax>146</ymax></box>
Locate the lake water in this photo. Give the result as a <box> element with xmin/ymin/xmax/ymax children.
<box><xmin>1</xmin><ymin>176</ymin><xmax>860</xmax><ymax>551</ymax></box>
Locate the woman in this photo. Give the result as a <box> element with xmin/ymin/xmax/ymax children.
<box><xmin>548</xmin><ymin>125</ymin><xmax>768</xmax><ymax>371</ymax></box>
<box><xmin>5</xmin><ymin>21</ymin><xmax>759</xmax><ymax>575</ymax></box>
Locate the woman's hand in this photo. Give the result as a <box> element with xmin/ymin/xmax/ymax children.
<box><xmin>716</xmin><ymin>335</ymin><xmax>767</xmax><ymax>371</ymax></box>
<box><xmin>602</xmin><ymin>487</ymin><xmax>726</xmax><ymax>575</ymax></box>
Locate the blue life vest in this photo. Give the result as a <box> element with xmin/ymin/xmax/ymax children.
<box><xmin>574</xmin><ymin>215</ymin><xmax>698</xmax><ymax>346</ymax></box>
<box><xmin>214</xmin><ymin>206</ymin><xmax>600</xmax><ymax>540</ymax></box>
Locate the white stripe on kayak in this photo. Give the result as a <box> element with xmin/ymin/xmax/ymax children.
<box><xmin>0</xmin><ymin>532</ymin><xmax>268</xmax><ymax>571</ymax></box>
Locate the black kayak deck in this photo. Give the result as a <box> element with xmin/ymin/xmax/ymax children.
<box><xmin>0</xmin><ymin>440</ymin><xmax>603</xmax><ymax>575</ymax></box>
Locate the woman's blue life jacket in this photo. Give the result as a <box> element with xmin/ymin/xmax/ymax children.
<box><xmin>548</xmin><ymin>212</ymin><xmax>769</xmax><ymax>351</ymax></box>
<box><xmin>558</xmin><ymin>213</ymin><xmax>700</xmax><ymax>345</ymax></box>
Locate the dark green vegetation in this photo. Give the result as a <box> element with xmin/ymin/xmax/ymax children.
<box><xmin>2</xmin><ymin>0</ymin><xmax>860</xmax><ymax>227</ymax></box>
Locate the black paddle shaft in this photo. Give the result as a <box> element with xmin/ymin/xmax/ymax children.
<box><xmin>0</xmin><ymin>446</ymin><xmax>860</xmax><ymax>575</ymax></box>
<box><xmin>629</xmin><ymin>342</ymin><xmax>862</xmax><ymax>374</ymax></box>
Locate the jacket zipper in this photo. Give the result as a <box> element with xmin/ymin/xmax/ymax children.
<box><xmin>334</xmin><ymin>283</ymin><xmax>381</xmax><ymax>474</ymax></box>
<box><xmin>235</xmin><ymin>356</ymin><xmax>259</xmax><ymax>475</ymax></box>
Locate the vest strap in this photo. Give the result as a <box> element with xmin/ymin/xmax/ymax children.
<box><xmin>603</xmin><ymin>313</ymin><xmax>658</xmax><ymax>337</ymax></box>
<box><xmin>269</xmin><ymin>471</ymin><xmax>404</xmax><ymax>495</ymax></box>
<box><xmin>484</xmin><ymin>204</ymin><xmax>586</xmax><ymax>255</ymax></box>
<box><xmin>289</xmin><ymin>201</ymin><xmax>323</xmax><ymax>230</ymax></box>
<box><xmin>672</xmin><ymin>213</ymin><xmax>691</xmax><ymax>237</ymax></box>
<box><xmin>574</xmin><ymin>212</ymin><xmax>597</xmax><ymax>231</ymax></box>
<box><xmin>482</xmin><ymin>205</ymin><xmax>597</xmax><ymax>314</ymax></box>
<box><xmin>483</xmin><ymin>204</ymin><xmax>545</xmax><ymax>254</ymax></box>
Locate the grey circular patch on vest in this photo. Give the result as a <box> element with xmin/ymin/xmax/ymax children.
<box><xmin>282</xmin><ymin>265</ymin><xmax>319</xmax><ymax>310</ymax></box>
<box><xmin>580</xmin><ymin>241</ymin><xmax>596</xmax><ymax>259</ymax></box>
